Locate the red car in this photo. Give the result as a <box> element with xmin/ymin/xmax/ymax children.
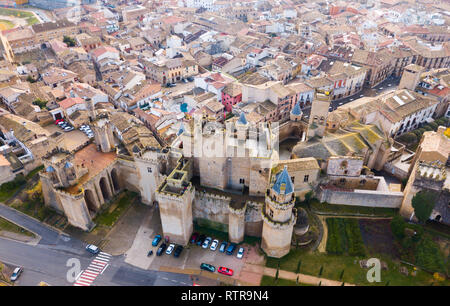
<box><xmin>55</xmin><ymin>119</ymin><xmax>63</xmax><ymax>124</ymax></box>
<box><xmin>218</xmin><ymin>266</ymin><xmax>233</xmax><ymax>276</ymax></box>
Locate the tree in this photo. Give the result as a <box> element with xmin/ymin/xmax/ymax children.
<box><xmin>33</xmin><ymin>99</ymin><xmax>47</xmax><ymax>110</ymax></box>
<box><xmin>26</xmin><ymin>75</ymin><xmax>36</xmax><ymax>83</ymax></box>
<box><xmin>63</xmin><ymin>36</ymin><xmax>76</xmax><ymax>47</ymax></box>
<box><xmin>390</xmin><ymin>215</ymin><xmax>406</xmax><ymax>240</ymax></box>
<box><xmin>412</xmin><ymin>191</ymin><xmax>436</xmax><ymax>224</ymax></box>
<box><xmin>296</xmin><ymin>260</ymin><xmax>301</xmax><ymax>274</ymax></box>
<box><xmin>398</xmin><ymin>132</ymin><xmax>417</xmax><ymax>144</ymax></box>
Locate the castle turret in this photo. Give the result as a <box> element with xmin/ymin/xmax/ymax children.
<box><xmin>261</xmin><ymin>166</ymin><xmax>297</xmax><ymax>258</ymax></box>
<box><xmin>307</xmin><ymin>89</ymin><xmax>332</xmax><ymax>138</ymax></box>
<box><xmin>290</xmin><ymin>101</ymin><xmax>303</xmax><ymax>122</ymax></box>
<box><xmin>398</xmin><ymin>64</ymin><xmax>424</xmax><ymax>91</ymax></box>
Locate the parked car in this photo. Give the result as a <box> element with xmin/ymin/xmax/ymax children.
<box><xmin>55</xmin><ymin>119</ymin><xmax>63</xmax><ymax>124</ymax></box>
<box><xmin>190</xmin><ymin>232</ymin><xmax>199</xmax><ymax>244</ymax></box>
<box><xmin>174</xmin><ymin>245</ymin><xmax>183</xmax><ymax>258</ymax></box>
<box><xmin>226</xmin><ymin>243</ymin><xmax>236</xmax><ymax>255</ymax></box>
<box><xmin>196</xmin><ymin>234</ymin><xmax>206</xmax><ymax>246</ymax></box>
<box><xmin>210</xmin><ymin>239</ymin><xmax>219</xmax><ymax>251</ymax></box>
<box><xmin>219</xmin><ymin>241</ymin><xmax>228</xmax><ymax>253</ymax></box>
<box><xmin>236</xmin><ymin>247</ymin><xmax>244</xmax><ymax>259</ymax></box>
<box><xmin>182</xmin><ymin>78</ymin><xmax>188</xmax><ymax>83</ymax></box>
<box><xmin>64</xmin><ymin>126</ymin><xmax>74</xmax><ymax>132</ymax></box>
<box><xmin>156</xmin><ymin>243</ymin><xmax>167</xmax><ymax>256</ymax></box>
<box><xmin>186</xmin><ymin>76</ymin><xmax>194</xmax><ymax>82</ymax></box>
<box><xmin>57</xmin><ymin>121</ymin><xmax>66</xmax><ymax>126</ymax></box>
<box><xmin>200</xmin><ymin>263</ymin><xmax>215</xmax><ymax>273</ymax></box>
<box><xmin>152</xmin><ymin>234</ymin><xmax>161</xmax><ymax>246</ymax></box>
<box><xmin>10</xmin><ymin>267</ymin><xmax>23</xmax><ymax>281</ymax></box>
<box><xmin>86</xmin><ymin>244</ymin><xmax>100</xmax><ymax>255</ymax></box>
<box><xmin>202</xmin><ymin>237</ymin><xmax>212</xmax><ymax>249</ymax></box>
<box><xmin>166</xmin><ymin>243</ymin><xmax>175</xmax><ymax>255</ymax></box>
<box><xmin>218</xmin><ymin>266</ymin><xmax>233</xmax><ymax>276</ymax></box>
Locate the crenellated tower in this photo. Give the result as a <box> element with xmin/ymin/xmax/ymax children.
<box><xmin>261</xmin><ymin>166</ymin><xmax>297</xmax><ymax>258</ymax></box>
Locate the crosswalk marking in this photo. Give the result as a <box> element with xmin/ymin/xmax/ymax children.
<box><xmin>83</xmin><ymin>271</ymin><xmax>99</xmax><ymax>277</ymax></box>
<box><xmin>73</xmin><ymin>253</ymin><xmax>112</xmax><ymax>286</ymax></box>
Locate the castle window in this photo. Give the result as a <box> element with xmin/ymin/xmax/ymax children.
<box><xmin>303</xmin><ymin>175</ymin><xmax>309</xmax><ymax>182</ymax></box>
<box><xmin>268</xmin><ymin>208</ymin><xmax>274</xmax><ymax>219</ymax></box>
<box><xmin>147</xmin><ymin>167</ymin><xmax>152</xmax><ymax>173</ymax></box>
<box><xmin>240</xmin><ymin>178</ymin><xmax>245</xmax><ymax>184</ymax></box>
<box><xmin>291</xmin><ymin>176</ymin><xmax>295</xmax><ymax>183</ymax></box>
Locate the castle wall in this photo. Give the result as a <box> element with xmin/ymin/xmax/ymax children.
<box><xmin>56</xmin><ymin>190</ymin><xmax>93</xmax><ymax>231</ymax></box>
<box><xmin>327</xmin><ymin>157</ymin><xmax>363</xmax><ymax>176</ymax></box>
<box><xmin>199</xmin><ymin>157</ymin><xmax>227</xmax><ymax>190</ymax></box>
<box><xmin>135</xmin><ymin>152</ymin><xmax>164</xmax><ymax>205</ymax></box>
<box><xmin>40</xmin><ymin>174</ymin><xmax>65</xmax><ymax>212</ymax></box>
<box><xmin>193</xmin><ymin>191</ymin><xmax>230</xmax><ymax>226</ymax></box>
<box><xmin>228</xmin><ymin>205</ymin><xmax>246</xmax><ymax>243</ymax></box>
<box><xmin>116</xmin><ymin>158</ymin><xmax>141</xmax><ymax>193</ymax></box>
<box><xmin>318</xmin><ymin>187</ymin><xmax>403</xmax><ymax>208</ymax></box>
<box><xmin>244</xmin><ymin>201</ymin><xmax>263</xmax><ymax>237</ymax></box>
<box><xmin>227</xmin><ymin>157</ymin><xmax>251</xmax><ymax>191</ymax></box>
<box><xmin>249</xmin><ymin>158</ymin><xmax>272</xmax><ymax>196</ymax></box>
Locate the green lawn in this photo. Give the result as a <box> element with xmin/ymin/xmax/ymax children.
<box><xmin>0</xmin><ymin>19</ymin><xmax>14</xmax><ymax>29</ymax></box>
<box><xmin>93</xmin><ymin>191</ymin><xmax>137</xmax><ymax>227</ymax></box>
<box><xmin>0</xmin><ymin>216</ymin><xmax>34</xmax><ymax>237</ymax></box>
<box><xmin>266</xmin><ymin>249</ymin><xmax>448</xmax><ymax>286</ymax></box>
<box><xmin>0</xmin><ymin>8</ymin><xmax>34</xmax><ymax>18</ymax></box>
<box><xmin>0</xmin><ymin>175</ymin><xmax>26</xmax><ymax>202</ymax></box>
<box><xmin>307</xmin><ymin>199</ymin><xmax>397</xmax><ymax>217</ymax></box>
<box><xmin>0</xmin><ymin>165</ymin><xmax>43</xmax><ymax>202</ymax></box>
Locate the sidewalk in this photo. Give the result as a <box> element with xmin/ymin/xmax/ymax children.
<box><xmin>263</xmin><ymin>266</ymin><xmax>355</xmax><ymax>286</ymax></box>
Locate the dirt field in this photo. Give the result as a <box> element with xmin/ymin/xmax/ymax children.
<box><xmin>359</xmin><ymin>219</ymin><xmax>399</xmax><ymax>258</ymax></box>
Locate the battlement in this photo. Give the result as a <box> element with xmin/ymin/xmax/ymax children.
<box><xmin>262</xmin><ymin>207</ymin><xmax>297</xmax><ymax>230</ymax></box>
<box><xmin>416</xmin><ymin>160</ymin><xmax>446</xmax><ymax>182</ymax></box>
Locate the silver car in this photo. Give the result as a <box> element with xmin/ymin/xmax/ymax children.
<box><xmin>210</xmin><ymin>239</ymin><xmax>219</xmax><ymax>251</ymax></box>
<box><xmin>10</xmin><ymin>267</ymin><xmax>23</xmax><ymax>281</ymax></box>
<box><xmin>202</xmin><ymin>237</ymin><xmax>212</xmax><ymax>249</ymax></box>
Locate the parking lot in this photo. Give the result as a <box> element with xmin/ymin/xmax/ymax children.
<box><xmin>43</xmin><ymin>124</ymin><xmax>90</xmax><ymax>151</ymax></box>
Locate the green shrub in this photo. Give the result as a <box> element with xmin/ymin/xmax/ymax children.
<box><xmin>415</xmin><ymin>236</ymin><xmax>446</xmax><ymax>273</ymax></box>
<box><xmin>428</xmin><ymin>122</ymin><xmax>438</xmax><ymax>131</ymax></box>
<box><xmin>390</xmin><ymin>215</ymin><xmax>406</xmax><ymax>240</ymax></box>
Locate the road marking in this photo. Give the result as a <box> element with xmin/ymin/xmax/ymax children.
<box><xmin>80</xmin><ymin>274</ymin><xmax>96</xmax><ymax>280</ymax></box>
<box><xmin>73</xmin><ymin>253</ymin><xmax>112</xmax><ymax>286</ymax></box>
<box><xmin>100</xmin><ymin>264</ymin><xmax>109</xmax><ymax>275</ymax></box>
<box><xmin>75</xmin><ymin>279</ymin><xmax>92</xmax><ymax>286</ymax></box>
<box><xmin>88</xmin><ymin>265</ymin><xmax>103</xmax><ymax>272</ymax></box>
<box><xmin>92</xmin><ymin>260</ymin><xmax>107</xmax><ymax>266</ymax></box>
<box><xmin>95</xmin><ymin>256</ymin><xmax>110</xmax><ymax>261</ymax></box>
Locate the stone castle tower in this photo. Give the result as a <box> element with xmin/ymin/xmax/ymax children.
<box><xmin>155</xmin><ymin>157</ymin><xmax>194</xmax><ymax>245</ymax></box>
<box><xmin>307</xmin><ymin>89</ymin><xmax>332</xmax><ymax>138</ymax></box>
<box><xmin>398</xmin><ymin>64</ymin><xmax>424</xmax><ymax>91</ymax></box>
<box><xmin>261</xmin><ymin>166</ymin><xmax>297</xmax><ymax>258</ymax></box>
<box><xmin>92</xmin><ymin>114</ymin><xmax>115</xmax><ymax>153</ymax></box>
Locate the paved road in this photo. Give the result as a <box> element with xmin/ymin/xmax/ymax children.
<box><xmin>0</xmin><ymin>203</ymin><xmax>191</xmax><ymax>286</ymax></box>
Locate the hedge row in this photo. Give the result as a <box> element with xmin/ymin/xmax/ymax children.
<box><xmin>325</xmin><ymin>218</ymin><xmax>366</xmax><ymax>257</ymax></box>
